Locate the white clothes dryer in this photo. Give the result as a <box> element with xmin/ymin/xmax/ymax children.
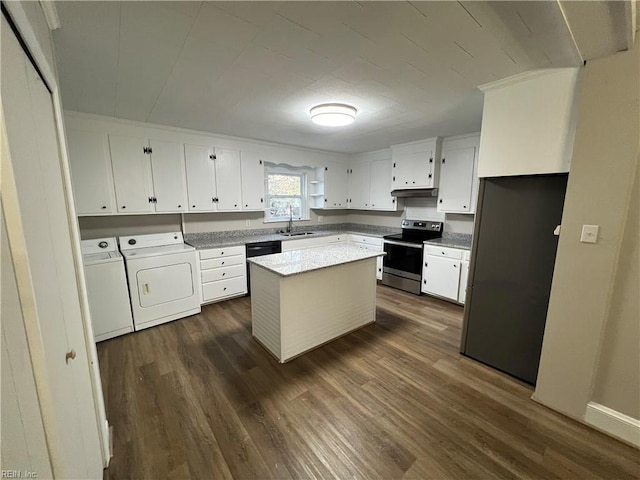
<box><xmin>119</xmin><ymin>232</ymin><xmax>201</xmax><ymax>330</ymax></box>
<box><xmin>81</xmin><ymin>237</ymin><xmax>134</xmax><ymax>342</ymax></box>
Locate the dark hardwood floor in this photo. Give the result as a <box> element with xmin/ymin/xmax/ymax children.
<box><xmin>98</xmin><ymin>285</ymin><xmax>639</xmax><ymax>479</ymax></box>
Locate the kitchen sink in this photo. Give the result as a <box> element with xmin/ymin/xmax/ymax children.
<box><xmin>280</xmin><ymin>232</ymin><xmax>317</xmax><ymax>237</ymax></box>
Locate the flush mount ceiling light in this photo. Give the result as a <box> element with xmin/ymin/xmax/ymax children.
<box><xmin>310</xmin><ymin>103</ymin><xmax>357</xmax><ymax>127</ymax></box>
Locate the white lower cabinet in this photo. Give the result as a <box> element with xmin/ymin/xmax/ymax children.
<box><xmin>348</xmin><ymin>234</ymin><xmax>383</xmax><ymax>280</ymax></box>
<box><xmin>281</xmin><ymin>234</ymin><xmax>346</xmax><ymax>252</ymax></box>
<box><xmin>199</xmin><ymin>245</ymin><xmax>247</xmax><ymax>304</ymax></box>
<box><xmin>422</xmin><ymin>245</ymin><xmax>468</xmax><ymax>303</ymax></box>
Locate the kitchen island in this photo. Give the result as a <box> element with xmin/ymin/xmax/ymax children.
<box><xmin>248</xmin><ymin>244</ymin><xmax>385</xmax><ymax>363</ymax></box>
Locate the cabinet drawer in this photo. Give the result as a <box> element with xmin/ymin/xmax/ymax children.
<box><xmin>325</xmin><ymin>235</ymin><xmax>346</xmax><ymax>243</ymax></box>
<box><xmin>349</xmin><ymin>234</ymin><xmax>382</xmax><ymax>247</ymax></box>
<box><xmin>424</xmin><ymin>245</ymin><xmax>463</xmax><ymax>259</ymax></box>
<box><xmin>200</xmin><ymin>254</ymin><xmax>245</xmax><ymax>270</ymax></box>
<box><xmin>201</xmin><ymin>264</ymin><xmax>245</xmax><ymax>283</ymax></box>
<box><xmin>200</xmin><ymin>245</ymin><xmax>245</xmax><ymax>260</ymax></box>
<box><xmin>202</xmin><ymin>276</ymin><xmax>247</xmax><ymax>302</ymax></box>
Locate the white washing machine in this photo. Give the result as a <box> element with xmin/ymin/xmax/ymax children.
<box><xmin>81</xmin><ymin>237</ymin><xmax>135</xmax><ymax>342</ymax></box>
<box><xmin>119</xmin><ymin>232</ymin><xmax>201</xmax><ymax>331</ymax></box>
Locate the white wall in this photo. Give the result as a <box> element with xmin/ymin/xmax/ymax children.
<box><xmin>534</xmin><ymin>40</ymin><xmax>639</xmax><ymax>437</ymax></box>
<box><xmin>478</xmin><ymin>68</ymin><xmax>582</xmax><ymax>178</ymax></box>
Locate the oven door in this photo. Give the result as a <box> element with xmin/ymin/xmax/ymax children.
<box><xmin>383</xmin><ymin>240</ymin><xmax>423</xmax><ymax>280</ymax></box>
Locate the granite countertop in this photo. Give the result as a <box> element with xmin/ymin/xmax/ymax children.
<box><xmin>184</xmin><ymin>223</ymin><xmax>402</xmax><ymax>250</ymax></box>
<box><xmin>424</xmin><ymin>233</ymin><xmax>473</xmax><ymax>250</ymax></box>
<box><xmin>248</xmin><ymin>244</ymin><xmax>385</xmax><ymax>277</ymax></box>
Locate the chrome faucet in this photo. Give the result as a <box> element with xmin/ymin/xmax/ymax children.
<box><xmin>287</xmin><ymin>205</ymin><xmax>293</xmax><ymax>233</ymax></box>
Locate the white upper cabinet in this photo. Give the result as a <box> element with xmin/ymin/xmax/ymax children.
<box><xmin>109</xmin><ymin>134</ymin><xmax>187</xmax><ymax>214</ymax></box>
<box><xmin>66</xmin><ymin>128</ymin><xmax>116</xmax><ymax>215</ymax></box>
<box><xmin>108</xmin><ymin>134</ymin><xmax>155</xmax><ymax>213</ymax></box>
<box><xmin>322</xmin><ymin>165</ymin><xmax>348</xmax><ymax>209</ymax></box>
<box><xmin>437</xmin><ymin>134</ymin><xmax>480</xmax><ymax>214</ymax></box>
<box><xmin>391</xmin><ymin>138</ymin><xmax>441</xmax><ymax>189</ymax></box>
<box><xmin>240</xmin><ymin>151</ymin><xmax>265</xmax><ymax>211</ymax></box>
<box><xmin>369</xmin><ymin>157</ymin><xmax>396</xmax><ymax>211</ymax></box>
<box><xmin>148</xmin><ymin>139</ymin><xmax>188</xmax><ymax>213</ymax></box>
<box><xmin>184</xmin><ymin>144</ymin><xmax>243</xmax><ymax>212</ymax></box>
<box><xmin>347</xmin><ymin>159</ymin><xmax>371</xmax><ymax>209</ymax></box>
<box><xmin>214</xmin><ymin>148</ymin><xmax>242</xmax><ymax>211</ymax></box>
<box><xmin>185</xmin><ymin>144</ymin><xmax>216</xmax><ymax>212</ymax></box>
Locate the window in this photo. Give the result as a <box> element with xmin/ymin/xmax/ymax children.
<box><xmin>265</xmin><ymin>170</ymin><xmax>309</xmax><ymax>222</ymax></box>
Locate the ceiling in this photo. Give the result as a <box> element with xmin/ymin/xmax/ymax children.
<box><xmin>53</xmin><ymin>1</ymin><xmax>584</xmax><ymax>154</ymax></box>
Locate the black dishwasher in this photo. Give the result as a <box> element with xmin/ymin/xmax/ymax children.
<box><xmin>246</xmin><ymin>240</ymin><xmax>282</xmax><ymax>294</ymax></box>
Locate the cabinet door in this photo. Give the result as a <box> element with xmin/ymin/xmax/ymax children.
<box><xmin>348</xmin><ymin>159</ymin><xmax>370</xmax><ymax>209</ymax></box>
<box><xmin>324</xmin><ymin>165</ymin><xmax>348</xmax><ymax>208</ymax></box>
<box><xmin>240</xmin><ymin>151</ymin><xmax>265</xmax><ymax>211</ymax></box>
<box><xmin>422</xmin><ymin>255</ymin><xmax>461</xmax><ymax>300</ymax></box>
<box><xmin>369</xmin><ymin>158</ymin><xmax>396</xmax><ymax>210</ymax></box>
<box><xmin>150</xmin><ymin>140</ymin><xmax>187</xmax><ymax>213</ymax></box>
<box><xmin>214</xmin><ymin>148</ymin><xmax>242</xmax><ymax>211</ymax></box>
<box><xmin>108</xmin><ymin>134</ymin><xmax>154</xmax><ymax>213</ymax></box>
<box><xmin>185</xmin><ymin>144</ymin><xmax>216</xmax><ymax>212</ymax></box>
<box><xmin>458</xmin><ymin>260</ymin><xmax>469</xmax><ymax>304</ymax></box>
<box><xmin>438</xmin><ymin>146</ymin><xmax>475</xmax><ymax>213</ymax></box>
<box><xmin>66</xmin><ymin>129</ymin><xmax>115</xmax><ymax>214</ymax></box>
<box><xmin>405</xmin><ymin>151</ymin><xmax>435</xmax><ymax>187</ymax></box>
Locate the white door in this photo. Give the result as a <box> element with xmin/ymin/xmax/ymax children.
<box><xmin>370</xmin><ymin>158</ymin><xmax>395</xmax><ymax>210</ymax></box>
<box><xmin>438</xmin><ymin>146</ymin><xmax>475</xmax><ymax>213</ymax></box>
<box><xmin>109</xmin><ymin>134</ymin><xmax>155</xmax><ymax>213</ymax></box>
<box><xmin>149</xmin><ymin>139</ymin><xmax>187</xmax><ymax>213</ymax></box>
<box><xmin>324</xmin><ymin>165</ymin><xmax>348</xmax><ymax>208</ymax></box>
<box><xmin>423</xmin><ymin>256</ymin><xmax>461</xmax><ymax>300</ymax></box>
<box><xmin>185</xmin><ymin>144</ymin><xmax>216</xmax><ymax>212</ymax></box>
<box><xmin>214</xmin><ymin>148</ymin><xmax>242</xmax><ymax>211</ymax></box>
<box><xmin>2</xmin><ymin>19</ymin><xmax>104</xmax><ymax>477</ymax></box>
<box><xmin>66</xmin><ymin>129</ymin><xmax>115</xmax><ymax>215</ymax></box>
<box><xmin>348</xmin><ymin>159</ymin><xmax>370</xmax><ymax>209</ymax></box>
<box><xmin>240</xmin><ymin>151</ymin><xmax>265</xmax><ymax>211</ymax></box>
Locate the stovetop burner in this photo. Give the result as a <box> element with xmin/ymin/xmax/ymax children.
<box><xmin>383</xmin><ymin>219</ymin><xmax>443</xmax><ymax>244</ymax></box>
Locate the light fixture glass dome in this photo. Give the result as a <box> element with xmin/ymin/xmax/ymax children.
<box><xmin>310</xmin><ymin>103</ymin><xmax>357</xmax><ymax>127</ymax></box>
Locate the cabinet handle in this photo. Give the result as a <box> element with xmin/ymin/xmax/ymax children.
<box><xmin>429</xmin><ymin>158</ymin><xmax>433</xmax><ymax>163</ymax></box>
<box><xmin>178</xmin><ymin>205</ymin><xmax>182</xmax><ymax>208</ymax></box>
<box><xmin>122</xmin><ymin>205</ymin><xmax>126</xmax><ymax>209</ymax></box>
<box><xmin>423</xmin><ymin>279</ymin><xmax>426</xmax><ymax>284</ymax></box>
<box><xmin>412</xmin><ymin>181</ymin><xmax>415</xmax><ymax>184</ymax></box>
<box><xmin>392</xmin><ymin>176</ymin><xmax>395</xmax><ymax>181</ymax></box>
<box><xmin>234</xmin><ymin>204</ymin><xmax>238</xmax><ymax>207</ymax></box>
<box><xmin>101</xmin><ymin>205</ymin><xmax>107</xmax><ymax>209</ymax></box>
<box><xmin>245</xmin><ymin>204</ymin><xmax>248</xmax><ymax>207</ymax></box>
<box><xmin>428</xmin><ymin>173</ymin><xmax>432</xmax><ymax>178</ymax></box>
<box><xmin>439</xmin><ymin>199</ymin><xmax>443</xmax><ymax>203</ymax></box>
<box><xmin>192</xmin><ymin>205</ymin><xmax>196</xmax><ymax>208</ymax></box>
<box><xmin>425</xmin><ymin>262</ymin><xmax>427</xmax><ymax>266</ymax></box>
<box><xmin>463</xmin><ymin>205</ymin><xmax>467</xmax><ymax>208</ymax></box>
<box><xmin>222</xmin><ymin>272</ymin><xmax>226</xmax><ymax>276</ymax></box>
<box><xmin>442</xmin><ymin>158</ymin><xmax>446</xmax><ymax>164</ymax></box>
<box><xmin>223</xmin><ymin>287</ymin><xmax>227</xmax><ymax>291</ymax></box>
<box><xmin>454</xmin><ymin>264</ymin><xmax>457</xmax><ymax>268</ymax></box>
<box><xmin>221</xmin><ymin>261</ymin><xmax>225</xmax><ymax>265</ymax></box>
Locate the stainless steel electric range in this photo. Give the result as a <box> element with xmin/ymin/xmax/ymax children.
<box><xmin>382</xmin><ymin>219</ymin><xmax>443</xmax><ymax>295</ymax></box>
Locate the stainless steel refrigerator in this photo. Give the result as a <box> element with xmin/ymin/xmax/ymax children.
<box><xmin>460</xmin><ymin>174</ymin><xmax>568</xmax><ymax>385</ymax></box>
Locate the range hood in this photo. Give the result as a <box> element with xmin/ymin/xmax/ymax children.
<box><xmin>390</xmin><ymin>188</ymin><xmax>438</xmax><ymax>198</ymax></box>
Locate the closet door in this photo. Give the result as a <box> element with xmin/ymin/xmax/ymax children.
<box><xmin>1</xmin><ymin>17</ymin><xmax>104</xmax><ymax>478</ymax></box>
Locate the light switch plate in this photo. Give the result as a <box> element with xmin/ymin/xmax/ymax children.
<box><xmin>580</xmin><ymin>225</ymin><xmax>599</xmax><ymax>244</ymax></box>
<box><xmin>245</xmin><ymin>220</ymin><xmax>251</xmax><ymax>227</ymax></box>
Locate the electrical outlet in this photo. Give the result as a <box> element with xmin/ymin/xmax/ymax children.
<box><xmin>245</xmin><ymin>220</ymin><xmax>251</xmax><ymax>227</ymax></box>
<box><xmin>318</xmin><ymin>215</ymin><xmax>323</xmax><ymax>223</ymax></box>
<box><xmin>580</xmin><ymin>225</ymin><xmax>599</xmax><ymax>244</ymax></box>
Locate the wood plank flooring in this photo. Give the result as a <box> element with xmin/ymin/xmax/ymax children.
<box><xmin>98</xmin><ymin>285</ymin><xmax>639</xmax><ymax>479</ymax></box>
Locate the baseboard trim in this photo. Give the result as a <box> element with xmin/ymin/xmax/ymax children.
<box><xmin>585</xmin><ymin>402</ymin><xmax>640</xmax><ymax>448</ymax></box>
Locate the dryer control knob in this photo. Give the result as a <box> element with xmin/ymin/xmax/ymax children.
<box><xmin>98</xmin><ymin>241</ymin><xmax>109</xmax><ymax>249</ymax></box>
<box><xmin>128</xmin><ymin>239</ymin><xmax>136</xmax><ymax>245</ymax></box>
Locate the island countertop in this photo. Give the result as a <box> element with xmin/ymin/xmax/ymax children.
<box><xmin>248</xmin><ymin>244</ymin><xmax>385</xmax><ymax>277</ymax></box>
